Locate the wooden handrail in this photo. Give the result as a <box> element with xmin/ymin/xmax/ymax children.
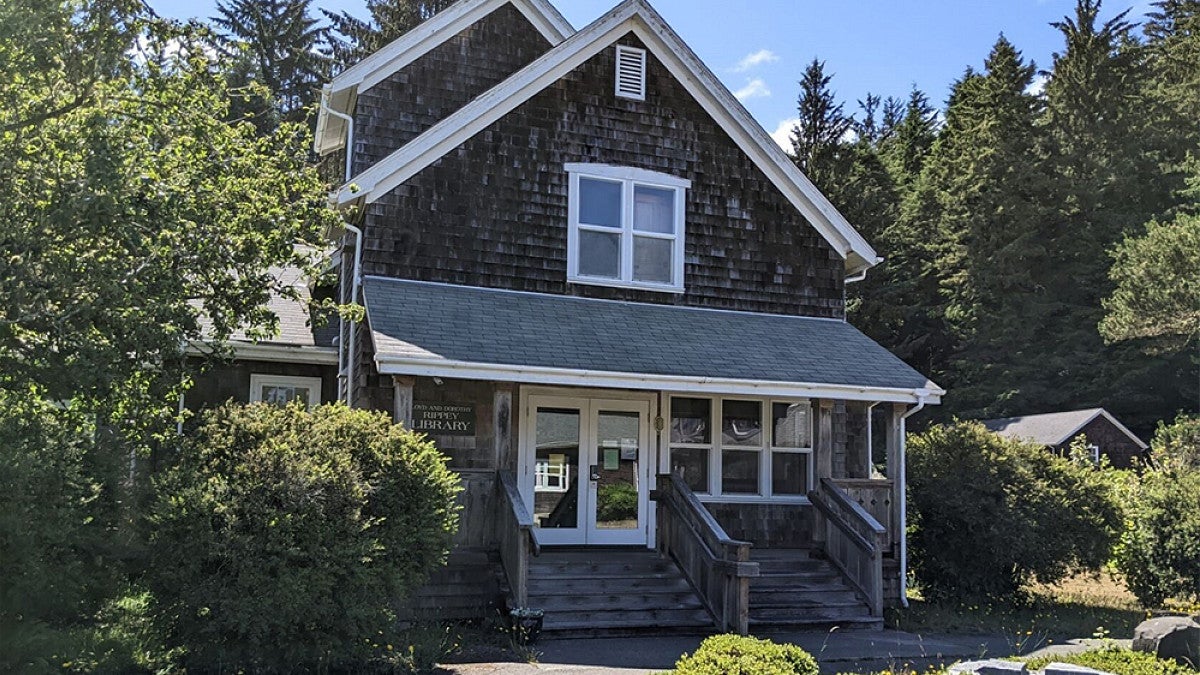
<box><xmin>808</xmin><ymin>478</ymin><xmax>886</xmax><ymax>617</ymax></box>
<box><xmin>496</xmin><ymin>471</ymin><xmax>539</xmax><ymax>607</ymax></box>
<box><xmin>653</xmin><ymin>473</ymin><xmax>759</xmax><ymax>634</ymax></box>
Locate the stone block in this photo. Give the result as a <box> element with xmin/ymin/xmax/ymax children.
<box><xmin>948</xmin><ymin>659</ymin><xmax>1029</xmax><ymax>675</ymax></box>
<box><xmin>1132</xmin><ymin>616</ymin><xmax>1200</xmax><ymax>667</ymax></box>
<box><xmin>1041</xmin><ymin>663</ymin><xmax>1113</xmax><ymax>675</ymax></box>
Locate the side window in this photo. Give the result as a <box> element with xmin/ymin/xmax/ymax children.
<box><xmin>566</xmin><ymin>164</ymin><xmax>689</xmax><ymax>292</ymax></box>
<box><xmin>249</xmin><ymin>374</ymin><xmax>322</xmax><ymax>409</ymax></box>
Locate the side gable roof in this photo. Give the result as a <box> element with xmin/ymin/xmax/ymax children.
<box><xmin>334</xmin><ymin>0</ymin><xmax>882</xmax><ymax>275</ymax></box>
<box><xmin>314</xmin><ymin>0</ymin><xmax>574</xmax><ymax>155</ymax></box>
<box><xmin>981</xmin><ymin>408</ymin><xmax>1148</xmax><ymax>450</ymax></box>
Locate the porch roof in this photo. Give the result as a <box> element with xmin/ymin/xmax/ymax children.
<box><xmin>363</xmin><ymin>277</ymin><xmax>943</xmax><ymax>403</ymax></box>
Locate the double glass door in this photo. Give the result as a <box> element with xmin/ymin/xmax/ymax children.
<box><xmin>524</xmin><ymin>396</ymin><xmax>651</xmax><ymax>546</ymax></box>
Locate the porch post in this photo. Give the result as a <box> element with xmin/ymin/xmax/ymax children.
<box><xmin>494</xmin><ymin>383</ymin><xmax>514</xmax><ymax>471</ymax></box>
<box><xmin>816</xmin><ymin>400</ymin><xmax>834</xmax><ymax>482</ymax></box>
<box><xmin>885</xmin><ymin>404</ymin><xmax>905</xmax><ymax>558</ymax></box>
<box><xmin>393</xmin><ymin>376</ymin><xmax>414</xmax><ymax>427</ymax></box>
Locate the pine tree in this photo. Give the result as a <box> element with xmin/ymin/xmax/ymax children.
<box><xmin>212</xmin><ymin>0</ymin><xmax>330</xmax><ymax>127</ymax></box>
<box><xmin>903</xmin><ymin>39</ymin><xmax>1054</xmax><ymax>416</ymax></box>
<box><xmin>325</xmin><ymin>0</ymin><xmax>455</xmax><ymax>67</ymax></box>
<box><xmin>789</xmin><ymin>59</ymin><xmax>854</xmax><ymax>196</ymax></box>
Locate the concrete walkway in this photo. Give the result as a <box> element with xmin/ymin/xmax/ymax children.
<box><xmin>445</xmin><ymin>629</ymin><xmax>1018</xmax><ymax>674</ymax></box>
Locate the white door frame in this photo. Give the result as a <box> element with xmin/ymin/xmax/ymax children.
<box><xmin>519</xmin><ymin>388</ymin><xmax>656</xmax><ymax>546</ymax></box>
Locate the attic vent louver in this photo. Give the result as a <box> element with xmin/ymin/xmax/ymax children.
<box><xmin>615</xmin><ymin>45</ymin><xmax>647</xmax><ymax>100</ymax></box>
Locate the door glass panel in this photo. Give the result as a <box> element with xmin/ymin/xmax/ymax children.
<box><xmin>594</xmin><ymin>411</ymin><xmax>641</xmax><ymax>530</ymax></box>
<box><xmin>534</xmin><ymin>408</ymin><xmax>580</xmax><ymax>530</ymax></box>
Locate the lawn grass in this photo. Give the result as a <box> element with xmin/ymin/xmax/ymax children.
<box><xmin>886</xmin><ymin>572</ymin><xmax>1150</xmax><ymax>652</ymax></box>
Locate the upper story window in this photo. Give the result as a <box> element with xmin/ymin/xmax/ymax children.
<box><xmin>565</xmin><ymin>163</ymin><xmax>690</xmax><ymax>293</ymax></box>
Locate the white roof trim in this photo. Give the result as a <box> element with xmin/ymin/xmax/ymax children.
<box><xmin>186</xmin><ymin>341</ymin><xmax>339</xmax><ymax>366</ymax></box>
<box><xmin>373</xmin><ymin>354</ymin><xmax>942</xmax><ymax>405</ymax></box>
<box><xmin>1062</xmin><ymin>409</ymin><xmax>1149</xmax><ymax>450</ymax></box>
<box><xmin>335</xmin><ymin>0</ymin><xmax>880</xmax><ymax>275</ymax></box>
<box><xmin>315</xmin><ymin>0</ymin><xmax>573</xmax><ymax>156</ymax></box>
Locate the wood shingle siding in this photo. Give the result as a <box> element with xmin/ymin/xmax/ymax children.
<box><xmin>351</xmin><ymin>3</ymin><xmax>553</xmax><ymax>175</ymax></box>
<box><xmin>359</xmin><ymin>35</ymin><xmax>845</xmax><ymax>318</ymax></box>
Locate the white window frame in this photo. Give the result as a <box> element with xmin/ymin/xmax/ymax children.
<box><xmin>534</xmin><ymin>456</ymin><xmax>571</xmax><ymax>493</ymax></box>
<box><xmin>667</xmin><ymin>395</ymin><xmax>814</xmax><ymax>502</ymax></box>
<box><xmin>249</xmin><ymin>374</ymin><xmax>322</xmax><ymax>409</ymax></box>
<box><xmin>565</xmin><ymin>163</ymin><xmax>689</xmax><ymax>293</ymax></box>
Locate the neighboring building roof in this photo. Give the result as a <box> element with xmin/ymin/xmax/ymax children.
<box><xmin>362</xmin><ymin>276</ymin><xmax>943</xmax><ymax>403</ymax></box>
<box><xmin>314</xmin><ymin>0</ymin><xmax>574</xmax><ymax>155</ymax></box>
<box><xmin>981</xmin><ymin>408</ymin><xmax>1148</xmax><ymax>450</ymax></box>
<box><xmin>330</xmin><ymin>0</ymin><xmax>881</xmax><ymax>276</ymax></box>
<box><xmin>192</xmin><ymin>266</ymin><xmax>339</xmax><ymax>366</ymax></box>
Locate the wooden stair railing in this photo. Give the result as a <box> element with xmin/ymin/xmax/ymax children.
<box><xmin>808</xmin><ymin>477</ymin><xmax>886</xmax><ymax>617</ymax></box>
<box><xmin>652</xmin><ymin>473</ymin><xmax>759</xmax><ymax>634</ymax></box>
<box><xmin>496</xmin><ymin>471</ymin><xmax>540</xmax><ymax>608</ymax></box>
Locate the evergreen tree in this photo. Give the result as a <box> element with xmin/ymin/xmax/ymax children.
<box><xmin>789</xmin><ymin>59</ymin><xmax>854</xmax><ymax>196</ymax></box>
<box><xmin>325</xmin><ymin>0</ymin><xmax>454</xmax><ymax>67</ymax></box>
<box><xmin>880</xmin><ymin>87</ymin><xmax>939</xmax><ymax>194</ymax></box>
<box><xmin>211</xmin><ymin>0</ymin><xmax>330</xmax><ymax>127</ymax></box>
<box><xmin>905</xmin><ymin>39</ymin><xmax>1052</xmax><ymax>416</ymax></box>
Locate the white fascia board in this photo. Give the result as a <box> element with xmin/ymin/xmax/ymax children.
<box><xmin>1060</xmin><ymin>409</ymin><xmax>1149</xmax><ymax>450</ymax></box>
<box><xmin>315</xmin><ymin>0</ymin><xmax>573</xmax><ymax>156</ymax></box>
<box><xmin>373</xmin><ymin>353</ymin><xmax>944</xmax><ymax>404</ymax></box>
<box><xmin>186</xmin><ymin>341</ymin><xmax>339</xmax><ymax>366</ymax></box>
<box><xmin>335</xmin><ymin>0</ymin><xmax>880</xmax><ymax>275</ymax></box>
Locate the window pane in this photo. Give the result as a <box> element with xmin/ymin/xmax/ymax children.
<box><xmin>772</xmin><ymin>452</ymin><xmax>809</xmax><ymax>495</ymax></box>
<box><xmin>722</xmin><ymin>400</ymin><xmax>762</xmax><ymax>446</ymax></box>
<box><xmin>772</xmin><ymin>402</ymin><xmax>812</xmax><ymax>448</ymax></box>
<box><xmin>633</xmin><ymin>236</ymin><xmax>673</xmax><ymax>284</ymax></box>
<box><xmin>261</xmin><ymin>385</ymin><xmax>309</xmax><ymax>406</ymax></box>
<box><xmin>671</xmin><ymin>398</ymin><xmax>711</xmax><ymax>444</ymax></box>
<box><xmin>579</xmin><ymin>178</ymin><xmax>622</xmax><ymax>228</ymax></box>
<box><xmin>534</xmin><ymin>408</ymin><xmax>580</xmax><ymax>530</ymax></box>
<box><xmin>722</xmin><ymin>450</ymin><xmax>760</xmax><ymax>494</ymax></box>
<box><xmin>578</xmin><ymin>230</ymin><xmax>621</xmax><ymax>278</ymax></box>
<box><xmin>671</xmin><ymin>447</ymin><xmax>710</xmax><ymax>493</ymax></box>
<box><xmin>634</xmin><ymin>185</ymin><xmax>675</xmax><ymax>234</ymax></box>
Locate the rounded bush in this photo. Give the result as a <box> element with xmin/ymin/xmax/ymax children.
<box><xmin>673</xmin><ymin>634</ymin><xmax>818</xmax><ymax>675</ymax></box>
<box><xmin>907</xmin><ymin>421</ymin><xmax>1123</xmax><ymax>603</ymax></box>
<box><xmin>1116</xmin><ymin>419</ymin><xmax>1200</xmax><ymax>606</ymax></box>
<box><xmin>145</xmin><ymin>402</ymin><xmax>461</xmax><ymax>672</ymax></box>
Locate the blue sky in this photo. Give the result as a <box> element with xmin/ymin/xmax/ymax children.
<box><xmin>152</xmin><ymin>0</ymin><xmax>1154</xmax><ymax>147</ymax></box>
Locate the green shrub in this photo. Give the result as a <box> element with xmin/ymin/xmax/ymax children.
<box><xmin>1115</xmin><ymin>467</ymin><xmax>1200</xmax><ymax>606</ymax></box>
<box><xmin>1024</xmin><ymin>647</ymin><xmax>1195</xmax><ymax>675</ymax></box>
<box><xmin>1147</xmin><ymin>413</ymin><xmax>1200</xmax><ymax>472</ymax></box>
<box><xmin>907</xmin><ymin>421</ymin><xmax>1124</xmax><ymax>603</ymax></box>
<box><xmin>0</xmin><ymin>391</ymin><xmax>122</xmax><ymax>673</ymax></box>
<box><xmin>673</xmin><ymin>634</ymin><xmax>818</xmax><ymax>675</ymax></box>
<box><xmin>145</xmin><ymin>402</ymin><xmax>461</xmax><ymax>672</ymax></box>
<box><xmin>597</xmin><ymin>482</ymin><xmax>638</xmax><ymax>522</ymax></box>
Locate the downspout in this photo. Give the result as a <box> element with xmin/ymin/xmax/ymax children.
<box><xmin>319</xmin><ymin>88</ymin><xmax>363</xmax><ymax>406</ymax></box>
<box><xmin>897</xmin><ymin>392</ymin><xmax>928</xmax><ymax>608</ymax></box>
<box><xmin>342</xmin><ymin>223</ymin><xmax>364</xmax><ymax>407</ymax></box>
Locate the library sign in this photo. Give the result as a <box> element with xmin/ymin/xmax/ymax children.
<box><xmin>412</xmin><ymin>403</ymin><xmax>476</xmax><ymax>436</ymax></box>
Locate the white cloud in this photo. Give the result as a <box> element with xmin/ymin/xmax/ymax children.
<box><xmin>734</xmin><ymin>78</ymin><xmax>771</xmax><ymax>101</ymax></box>
<box><xmin>1026</xmin><ymin>74</ymin><xmax>1049</xmax><ymax>96</ymax></box>
<box><xmin>770</xmin><ymin>118</ymin><xmax>798</xmax><ymax>151</ymax></box>
<box><xmin>735</xmin><ymin>49</ymin><xmax>779</xmax><ymax>72</ymax></box>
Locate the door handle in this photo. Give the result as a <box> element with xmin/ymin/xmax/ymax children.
<box><xmin>590</xmin><ymin>464</ymin><xmax>600</xmax><ymax>481</ymax></box>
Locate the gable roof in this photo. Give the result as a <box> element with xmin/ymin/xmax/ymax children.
<box><xmin>363</xmin><ymin>276</ymin><xmax>943</xmax><ymax>403</ymax></box>
<box><xmin>334</xmin><ymin>0</ymin><xmax>882</xmax><ymax>276</ymax></box>
<box><xmin>314</xmin><ymin>0</ymin><xmax>574</xmax><ymax>155</ymax></box>
<box><xmin>981</xmin><ymin>408</ymin><xmax>1148</xmax><ymax>450</ymax></box>
<box><xmin>190</xmin><ymin>266</ymin><xmax>338</xmax><ymax>365</ymax></box>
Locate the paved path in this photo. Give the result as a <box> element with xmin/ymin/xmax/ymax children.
<box><xmin>445</xmin><ymin>629</ymin><xmax>1018</xmax><ymax>674</ymax></box>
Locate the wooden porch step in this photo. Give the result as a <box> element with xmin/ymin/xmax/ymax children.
<box><xmin>749</xmin><ymin>589</ymin><xmax>862</xmax><ymax>606</ymax></box>
<box><xmin>750</xmin><ymin>615</ymin><xmax>884</xmax><ymax>631</ymax></box>
<box><xmin>751</xmin><ymin>571</ymin><xmax>845</xmax><ymax>587</ymax></box>
<box><xmin>745</xmin><ymin>547</ymin><xmax>878</xmax><ymax>630</ymax></box>
<box><xmin>528</xmin><ymin>548</ymin><xmax>715</xmax><ymax>636</ymax></box>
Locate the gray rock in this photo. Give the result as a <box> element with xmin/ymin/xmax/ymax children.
<box><xmin>1041</xmin><ymin>663</ymin><xmax>1113</xmax><ymax>675</ymax></box>
<box><xmin>1132</xmin><ymin>616</ymin><xmax>1200</xmax><ymax>667</ymax></box>
<box><xmin>948</xmin><ymin>659</ymin><xmax>1029</xmax><ymax>675</ymax></box>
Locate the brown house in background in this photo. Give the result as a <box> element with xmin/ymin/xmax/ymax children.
<box><xmin>192</xmin><ymin>0</ymin><xmax>947</xmax><ymax>635</ymax></box>
<box><xmin>981</xmin><ymin>408</ymin><xmax>1149</xmax><ymax>469</ymax></box>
